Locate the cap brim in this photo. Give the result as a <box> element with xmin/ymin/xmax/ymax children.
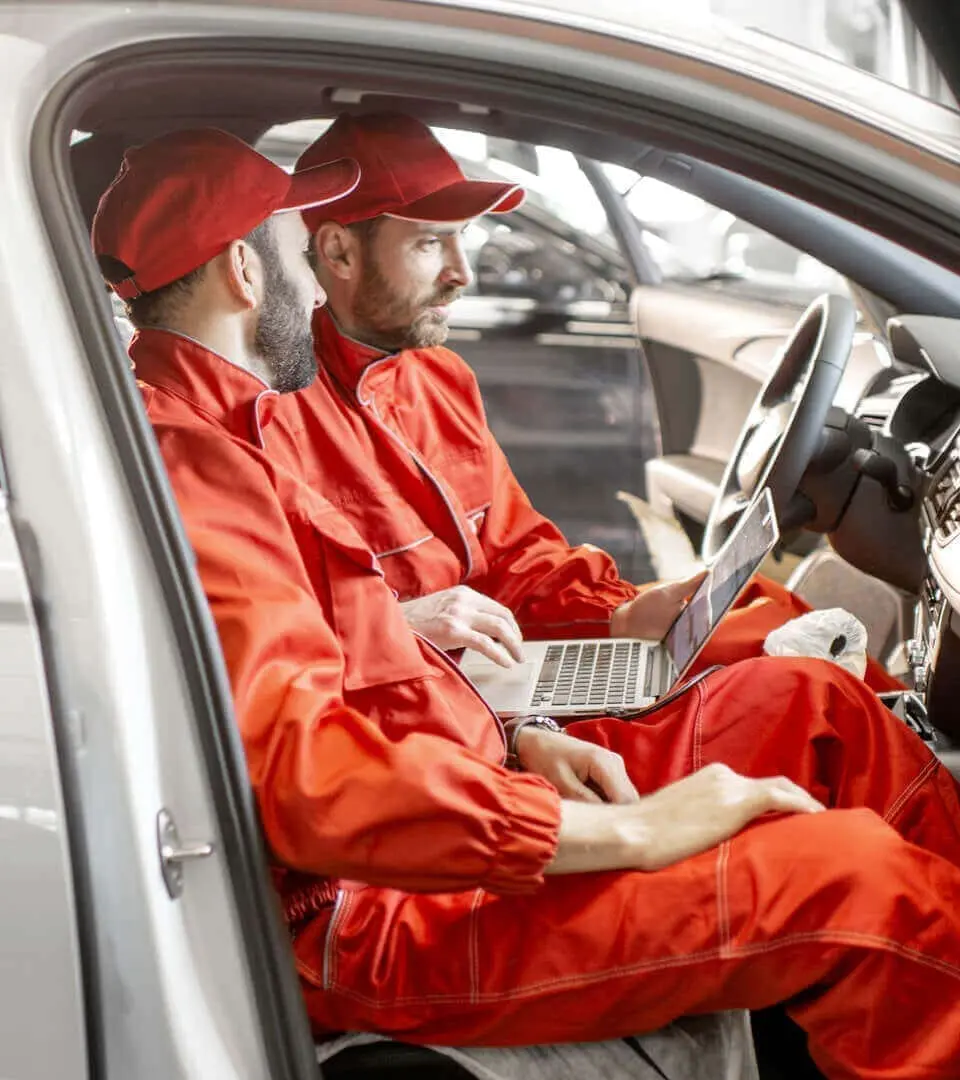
<box><xmin>387</xmin><ymin>178</ymin><xmax>525</xmax><ymax>223</ymax></box>
<box><xmin>279</xmin><ymin>156</ymin><xmax>361</xmax><ymax>213</ymax></box>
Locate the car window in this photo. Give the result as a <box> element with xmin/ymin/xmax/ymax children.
<box><xmin>603</xmin><ymin>163</ymin><xmax>850</xmax><ymax>308</ymax></box>
<box><xmin>435</xmin><ymin>130</ymin><xmax>612</xmax><ymax>238</ymax></box>
<box><xmin>433</xmin><ymin>139</ymin><xmax>657</xmax><ymax>582</ymax></box>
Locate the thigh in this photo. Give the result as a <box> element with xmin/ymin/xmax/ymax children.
<box><xmin>298</xmin><ymin>810</ymin><xmax>954</xmax><ymax>1048</ymax></box>
<box><xmin>569</xmin><ymin>656</ymin><xmax>944</xmax><ymax>819</ymax></box>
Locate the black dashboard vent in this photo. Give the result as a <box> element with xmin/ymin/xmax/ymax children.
<box><xmin>931</xmin><ymin>457</ymin><xmax>960</xmax><ymax>543</ymax></box>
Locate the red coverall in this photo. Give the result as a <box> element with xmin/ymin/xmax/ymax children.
<box><xmin>136</xmin><ymin>328</ymin><xmax>960</xmax><ymax>1079</ymax></box>
<box><xmin>286</xmin><ymin>309</ymin><xmax>897</xmax><ymax>688</ymax></box>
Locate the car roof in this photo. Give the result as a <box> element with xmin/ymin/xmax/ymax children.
<box><xmin>407</xmin><ymin>0</ymin><xmax>960</xmax><ymax>158</ymax></box>
<box><xmin>83</xmin><ymin>0</ymin><xmax>959</xmax><ymax>163</ymax></box>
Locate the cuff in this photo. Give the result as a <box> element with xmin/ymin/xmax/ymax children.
<box><xmin>481</xmin><ymin>772</ymin><xmax>562</xmax><ymax>895</ymax></box>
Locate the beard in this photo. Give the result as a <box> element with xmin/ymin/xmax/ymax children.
<box><xmin>252</xmin><ymin>234</ymin><xmax>317</xmax><ymax>394</ymax></box>
<box><xmin>352</xmin><ymin>256</ymin><xmax>461</xmax><ymax>352</ymax></box>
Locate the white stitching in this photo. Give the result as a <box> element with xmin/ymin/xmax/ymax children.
<box><xmin>716</xmin><ymin>840</ymin><xmax>731</xmax><ymax>957</ymax></box>
<box><xmin>469</xmin><ymin>889</ymin><xmax>484</xmax><ymax>1005</ymax></box>
<box><xmin>884</xmin><ymin>755</ymin><xmax>939</xmax><ymax>825</ymax></box>
<box><xmin>324</xmin><ymin>927</ymin><xmax>960</xmax><ymax>1010</ymax></box>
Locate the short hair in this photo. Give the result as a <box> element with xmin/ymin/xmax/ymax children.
<box><xmin>100</xmin><ymin>218</ymin><xmax>275</xmax><ymax>331</ymax></box>
<box><xmin>306</xmin><ymin>215</ymin><xmax>383</xmax><ymax>275</ymax></box>
<box><xmin>347</xmin><ymin>216</ymin><xmax>383</xmax><ymax>245</ymax></box>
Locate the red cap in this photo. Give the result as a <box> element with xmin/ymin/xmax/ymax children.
<box><xmin>295</xmin><ymin>113</ymin><xmax>525</xmax><ymax>232</ymax></box>
<box><xmin>92</xmin><ymin>128</ymin><xmax>360</xmax><ymax>299</ymax></box>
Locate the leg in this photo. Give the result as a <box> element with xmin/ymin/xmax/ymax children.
<box><xmin>298</xmin><ymin>810</ymin><xmax>960</xmax><ymax>1079</ymax></box>
<box><xmin>694</xmin><ymin>574</ymin><xmax>900</xmax><ymax>692</ymax></box>
<box><xmin>574</xmin><ymin>656</ymin><xmax>960</xmax><ymax>866</ymax></box>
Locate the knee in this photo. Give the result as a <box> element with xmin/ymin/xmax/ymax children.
<box><xmin>725</xmin><ymin>655</ymin><xmax>882</xmax><ymax>725</ymax></box>
<box><xmin>778</xmin><ymin>809</ymin><xmax>925</xmax><ymax>916</ymax></box>
<box><xmin>708</xmin><ymin>655</ymin><xmax>872</xmax><ymax>734</ymax></box>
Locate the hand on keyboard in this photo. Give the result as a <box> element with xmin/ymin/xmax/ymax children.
<box><xmin>400</xmin><ymin>585</ymin><xmax>524</xmax><ymax>667</ymax></box>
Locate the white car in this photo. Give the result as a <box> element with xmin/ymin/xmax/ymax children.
<box><xmin>4</xmin><ymin>2</ymin><xmax>960</xmax><ymax>1078</ymax></box>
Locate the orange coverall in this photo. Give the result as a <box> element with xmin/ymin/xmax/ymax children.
<box><xmin>287</xmin><ymin>309</ymin><xmax>897</xmax><ymax>689</ymax></box>
<box><xmin>136</xmin><ymin>327</ymin><xmax>960</xmax><ymax>1079</ymax></box>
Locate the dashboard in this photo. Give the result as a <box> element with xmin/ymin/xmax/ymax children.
<box><xmin>854</xmin><ymin>316</ymin><xmax>960</xmax><ymax>745</ymax></box>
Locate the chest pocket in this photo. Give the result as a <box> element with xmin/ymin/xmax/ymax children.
<box><xmin>325</xmin><ymin>543</ymin><xmax>438</xmax><ymax>692</ymax></box>
<box><xmin>291</xmin><ymin>493</ymin><xmax>436</xmax><ymax>693</ymax></box>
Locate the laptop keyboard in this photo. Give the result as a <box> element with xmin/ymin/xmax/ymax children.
<box><xmin>530</xmin><ymin>641</ymin><xmax>650</xmax><ymax>710</ymax></box>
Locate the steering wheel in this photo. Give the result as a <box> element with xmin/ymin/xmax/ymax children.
<box><xmin>702</xmin><ymin>293</ymin><xmax>856</xmax><ymax>561</ymax></box>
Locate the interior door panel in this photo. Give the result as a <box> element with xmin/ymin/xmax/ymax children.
<box><xmin>631</xmin><ymin>285</ymin><xmax>891</xmax><ymax>530</ymax></box>
<box><xmin>631</xmin><ymin>284</ymin><xmax>798</xmax><ymax>524</ymax></box>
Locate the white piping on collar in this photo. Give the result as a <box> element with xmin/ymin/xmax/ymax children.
<box><xmin>148</xmin><ymin>326</ymin><xmax>273</xmax><ymax>389</ymax></box>
<box><xmin>325</xmin><ymin>310</ymin><xmax>392</xmax><ymax>361</ymax></box>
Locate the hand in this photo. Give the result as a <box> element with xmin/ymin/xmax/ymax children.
<box><xmin>515</xmin><ymin>727</ymin><xmax>640</xmax><ymax>804</ymax></box>
<box><xmin>400</xmin><ymin>585</ymin><xmax>524</xmax><ymax>667</ymax></box>
<box><xmin>626</xmin><ymin>763</ymin><xmax>825</xmax><ymax>871</ymax></box>
<box><xmin>610</xmin><ymin>572</ymin><xmax>706</xmax><ymax>641</ymax></box>
<box><xmin>547</xmin><ymin>763</ymin><xmax>825</xmax><ymax>875</ymax></box>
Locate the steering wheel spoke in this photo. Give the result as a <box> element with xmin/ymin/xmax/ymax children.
<box><xmin>715</xmin><ymin>491</ymin><xmax>750</xmax><ymax>527</ymax></box>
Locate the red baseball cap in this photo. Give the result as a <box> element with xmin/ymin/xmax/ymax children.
<box><xmin>92</xmin><ymin>128</ymin><xmax>360</xmax><ymax>299</ymax></box>
<box><xmin>295</xmin><ymin>112</ymin><xmax>525</xmax><ymax>231</ymax></box>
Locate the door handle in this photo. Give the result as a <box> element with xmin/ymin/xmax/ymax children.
<box><xmin>156</xmin><ymin>808</ymin><xmax>215</xmax><ymax>899</ymax></box>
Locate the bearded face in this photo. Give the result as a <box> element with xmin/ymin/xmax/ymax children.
<box><xmin>345</xmin><ymin>218</ymin><xmax>470</xmax><ymax>352</ymax></box>
<box><xmin>251</xmin><ymin>218</ymin><xmax>318</xmax><ymax>393</ymax></box>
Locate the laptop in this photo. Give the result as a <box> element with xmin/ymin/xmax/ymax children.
<box><xmin>459</xmin><ymin>487</ymin><xmax>779</xmax><ymax>717</ymax></box>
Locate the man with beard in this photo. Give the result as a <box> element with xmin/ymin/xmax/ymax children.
<box><xmin>88</xmin><ymin>126</ymin><xmax>756</xmax><ymax>1078</ymax></box>
<box><xmin>95</xmin><ymin>129</ymin><xmax>350</xmax><ymax>394</ymax></box>
<box><xmin>292</xmin><ymin>112</ymin><xmax>899</xmax><ymax>687</ymax></box>
<box><xmin>90</xmin><ymin>127</ymin><xmax>960</xmax><ymax>1080</ymax></box>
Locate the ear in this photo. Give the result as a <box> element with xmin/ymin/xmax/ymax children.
<box><xmin>313</xmin><ymin>222</ymin><xmax>360</xmax><ymax>282</ymax></box>
<box><xmin>221</xmin><ymin>238</ymin><xmax>261</xmax><ymax>311</ymax></box>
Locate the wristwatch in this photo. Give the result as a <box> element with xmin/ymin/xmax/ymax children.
<box><xmin>504</xmin><ymin>714</ymin><xmax>563</xmax><ymax>768</ymax></box>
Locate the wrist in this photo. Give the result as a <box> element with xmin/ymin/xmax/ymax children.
<box><xmin>609</xmin><ymin>805</ymin><xmax>653</xmax><ymax>869</ymax></box>
<box><xmin>504</xmin><ymin>715</ymin><xmax>562</xmax><ymax>768</ymax></box>
<box><xmin>549</xmin><ymin>800</ymin><xmax>647</xmax><ymax>874</ymax></box>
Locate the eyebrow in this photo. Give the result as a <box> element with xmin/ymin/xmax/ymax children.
<box><xmin>417</xmin><ymin>222</ymin><xmax>470</xmax><ymax>236</ymax></box>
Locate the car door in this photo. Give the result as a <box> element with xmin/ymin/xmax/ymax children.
<box><xmin>0</xmin><ymin>477</ymin><xmax>88</xmax><ymax>1079</ymax></box>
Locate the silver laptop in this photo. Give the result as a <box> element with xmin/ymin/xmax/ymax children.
<box><xmin>459</xmin><ymin>488</ymin><xmax>779</xmax><ymax>718</ymax></box>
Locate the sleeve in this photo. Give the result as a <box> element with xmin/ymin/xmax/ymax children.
<box><xmin>156</xmin><ymin>425</ymin><xmax>561</xmax><ymax>895</ymax></box>
<box><xmin>470</xmin><ymin>419</ymin><xmax>639</xmax><ymax>640</ymax></box>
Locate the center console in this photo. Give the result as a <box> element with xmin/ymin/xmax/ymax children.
<box><xmin>903</xmin><ymin>446</ymin><xmax>960</xmax><ymax>760</ymax></box>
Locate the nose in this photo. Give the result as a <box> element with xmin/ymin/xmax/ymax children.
<box><xmin>441</xmin><ymin>235</ymin><xmax>473</xmax><ymax>289</ymax></box>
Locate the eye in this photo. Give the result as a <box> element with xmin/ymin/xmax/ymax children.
<box><xmin>418</xmin><ymin>236</ymin><xmax>441</xmax><ymax>251</ymax></box>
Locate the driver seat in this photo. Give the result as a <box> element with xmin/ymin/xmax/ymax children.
<box><xmin>322</xmin><ymin>1042</ymin><xmax>473</xmax><ymax>1078</ymax></box>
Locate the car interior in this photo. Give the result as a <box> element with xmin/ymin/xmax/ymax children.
<box><xmin>42</xmin><ymin>31</ymin><xmax>960</xmax><ymax>1080</ymax></box>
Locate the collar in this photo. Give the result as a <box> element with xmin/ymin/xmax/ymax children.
<box><xmin>130</xmin><ymin>327</ymin><xmax>280</xmax><ymax>444</ymax></box>
<box><xmin>314</xmin><ymin>306</ymin><xmax>398</xmax><ymax>396</ymax></box>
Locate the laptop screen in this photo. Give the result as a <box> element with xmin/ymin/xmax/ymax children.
<box><xmin>663</xmin><ymin>488</ymin><xmax>780</xmax><ymax>680</ymax></box>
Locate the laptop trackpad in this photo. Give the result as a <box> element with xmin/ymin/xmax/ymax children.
<box><xmin>460</xmin><ymin>655</ymin><xmax>538</xmax><ymax>712</ymax></box>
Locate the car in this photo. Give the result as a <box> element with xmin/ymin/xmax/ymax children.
<box><xmin>6</xmin><ymin>1</ymin><xmax>960</xmax><ymax>1078</ymax></box>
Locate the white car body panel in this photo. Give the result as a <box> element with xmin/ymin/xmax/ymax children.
<box><xmin>0</xmin><ymin>2</ymin><xmax>958</xmax><ymax>1077</ymax></box>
